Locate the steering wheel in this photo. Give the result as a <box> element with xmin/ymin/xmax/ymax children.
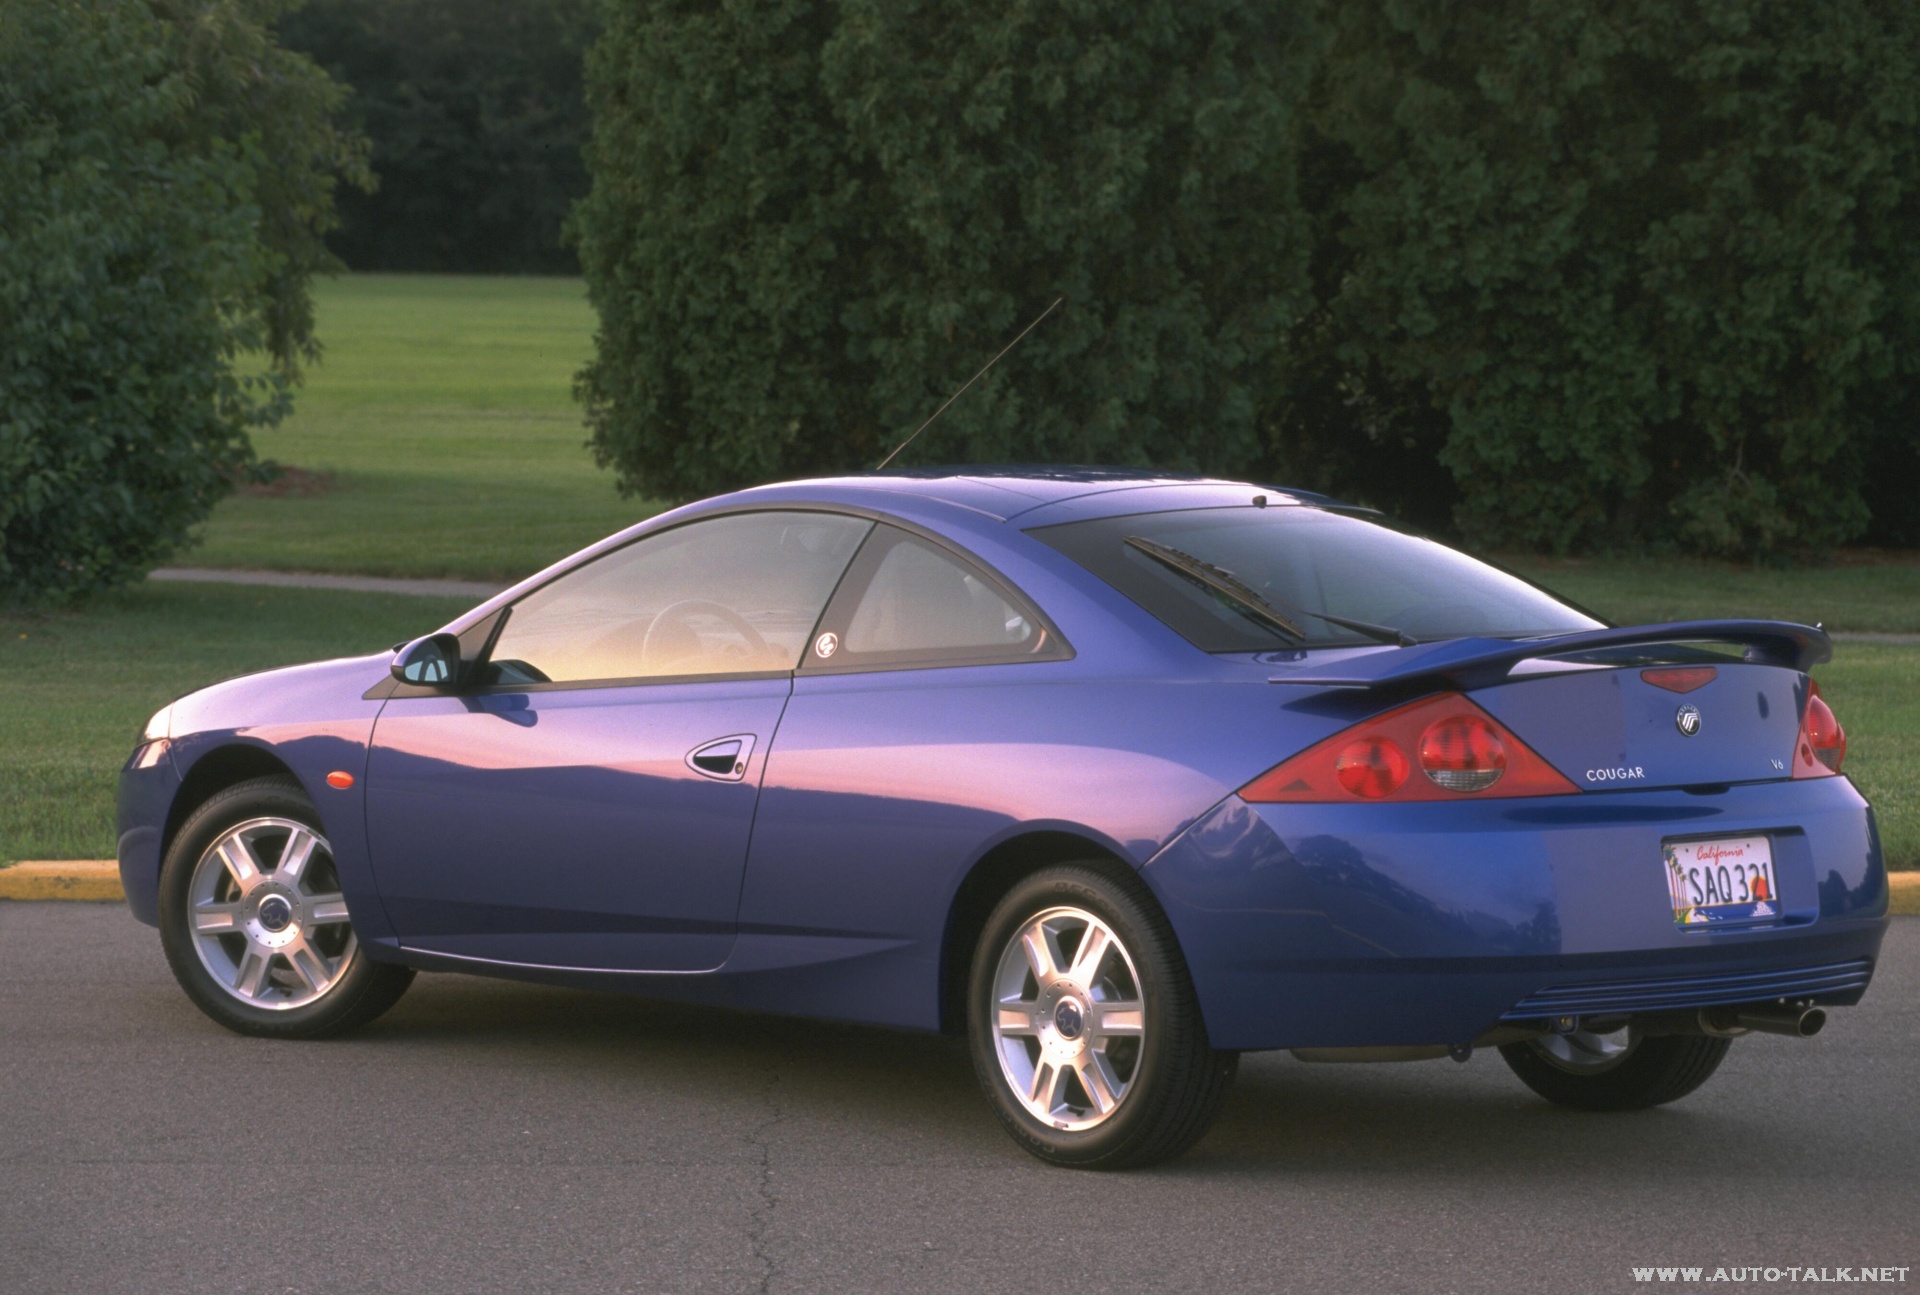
<box><xmin>640</xmin><ymin>599</ymin><xmax>772</xmax><ymax>673</ymax></box>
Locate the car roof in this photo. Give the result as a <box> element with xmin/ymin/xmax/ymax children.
<box><xmin>444</xmin><ymin>468</ymin><xmax>1352</xmax><ymax>638</ymax></box>
<box><xmin>722</xmin><ymin>466</ymin><xmax>1346</xmax><ymax>525</ymax></box>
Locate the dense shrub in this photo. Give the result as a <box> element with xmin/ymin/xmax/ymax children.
<box><xmin>0</xmin><ymin>0</ymin><xmax>365</xmax><ymax>604</ymax></box>
<box><xmin>576</xmin><ymin>0</ymin><xmax>1920</xmax><ymax>553</ymax></box>
<box><xmin>278</xmin><ymin>0</ymin><xmax>597</xmax><ymax>274</ymax></box>
<box><xmin>573</xmin><ymin>0</ymin><xmax>1316</xmax><ymax>500</ymax></box>
<box><xmin>1302</xmin><ymin>0</ymin><xmax>1920</xmax><ymax>555</ymax></box>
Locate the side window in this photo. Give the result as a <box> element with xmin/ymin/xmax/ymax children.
<box><xmin>483</xmin><ymin>511</ymin><xmax>872</xmax><ymax>685</ymax></box>
<box><xmin>805</xmin><ymin>526</ymin><xmax>1065</xmax><ymax>670</ymax></box>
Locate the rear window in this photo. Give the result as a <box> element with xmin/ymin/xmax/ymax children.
<box><xmin>1029</xmin><ymin>505</ymin><xmax>1602</xmax><ymax>651</ymax></box>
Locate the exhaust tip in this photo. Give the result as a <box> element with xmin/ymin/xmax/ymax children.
<box><xmin>1723</xmin><ymin>1004</ymin><xmax>1828</xmax><ymax>1037</ymax></box>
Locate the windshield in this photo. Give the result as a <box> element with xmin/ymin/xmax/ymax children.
<box><xmin>1029</xmin><ymin>505</ymin><xmax>1603</xmax><ymax>651</ymax></box>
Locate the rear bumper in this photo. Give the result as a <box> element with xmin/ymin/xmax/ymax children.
<box><xmin>1144</xmin><ymin>778</ymin><xmax>1889</xmax><ymax>1051</ymax></box>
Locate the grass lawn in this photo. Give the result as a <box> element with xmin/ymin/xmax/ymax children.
<box><xmin>1505</xmin><ymin>554</ymin><xmax>1920</xmax><ymax>635</ymax></box>
<box><xmin>190</xmin><ymin>274</ymin><xmax>658</xmax><ymax>581</ymax></box>
<box><xmin>1</xmin><ymin>583</ymin><xmax>1912</xmax><ymax>870</ymax></box>
<box><xmin>0</xmin><ymin>584</ymin><xmax>469</xmax><ymax>864</ymax></box>
<box><xmin>1815</xmin><ymin>644</ymin><xmax>1919</xmax><ymax>871</ymax></box>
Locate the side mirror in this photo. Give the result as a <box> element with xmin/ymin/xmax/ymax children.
<box><xmin>391</xmin><ymin>632</ymin><xmax>463</xmax><ymax>687</ymax></box>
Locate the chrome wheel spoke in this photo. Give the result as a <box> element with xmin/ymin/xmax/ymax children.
<box><xmin>233</xmin><ymin>945</ymin><xmax>274</xmax><ymax>999</ymax></box>
<box><xmin>1021</xmin><ymin>928</ymin><xmax>1060</xmax><ymax>983</ymax></box>
<box><xmin>192</xmin><ymin>903</ymin><xmax>242</xmax><ymax>935</ymax></box>
<box><xmin>1095</xmin><ymin>1001</ymin><xmax>1144</xmax><ymax>1037</ymax></box>
<box><xmin>217</xmin><ymin>836</ymin><xmax>263</xmax><ymax>890</ymax></box>
<box><xmin>309</xmin><ymin>895</ymin><xmax>351</xmax><ymax>925</ymax></box>
<box><xmin>277</xmin><ymin>828</ymin><xmax>319</xmax><ymax>887</ymax></box>
<box><xmin>1066</xmin><ymin>925</ymin><xmax>1110</xmax><ymax>987</ymax></box>
<box><xmin>287</xmin><ymin>940</ymin><xmax>332</xmax><ymax>992</ymax></box>
<box><xmin>1075</xmin><ymin>1055</ymin><xmax>1119</xmax><ymax>1116</ymax></box>
<box><xmin>997</xmin><ymin>1004</ymin><xmax>1039</xmax><ymax>1036</ymax></box>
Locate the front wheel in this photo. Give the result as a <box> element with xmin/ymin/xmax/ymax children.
<box><xmin>1499</xmin><ymin>1026</ymin><xmax>1732</xmax><ymax>1111</ymax></box>
<box><xmin>158</xmin><ymin>775</ymin><xmax>414</xmax><ymax>1039</ymax></box>
<box><xmin>967</xmin><ymin>865</ymin><xmax>1237</xmax><ymax>1169</ymax></box>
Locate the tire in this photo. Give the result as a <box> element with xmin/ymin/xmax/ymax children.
<box><xmin>157</xmin><ymin>775</ymin><xmax>414</xmax><ymax>1039</ymax></box>
<box><xmin>1499</xmin><ymin>1028</ymin><xmax>1732</xmax><ymax>1112</ymax></box>
<box><xmin>967</xmin><ymin>864</ymin><xmax>1237</xmax><ymax>1169</ymax></box>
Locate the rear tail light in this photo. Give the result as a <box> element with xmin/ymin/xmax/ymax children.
<box><xmin>1418</xmin><ymin>714</ymin><xmax>1509</xmax><ymax>791</ymax></box>
<box><xmin>1792</xmin><ymin>681</ymin><xmax>1846</xmax><ymax>777</ymax></box>
<box><xmin>1242</xmin><ymin>693</ymin><xmax>1578</xmax><ymax>803</ymax></box>
<box><xmin>1334</xmin><ymin>736</ymin><xmax>1409</xmax><ymax>799</ymax></box>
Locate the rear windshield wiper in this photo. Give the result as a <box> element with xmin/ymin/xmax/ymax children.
<box><xmin>1294</xmin><ymin>607</ymin><xmax>1418</xmax><ymax>648</ymax></box>
<box><xmin>1123</xmin><ymin>535</ymin><xmax>1417</xmax><ymax>648</ymax></box>
<box><xmin>1124</xmin><ymin>535</ymin><xmax>1304</xmax><ymax>640</ymax></box>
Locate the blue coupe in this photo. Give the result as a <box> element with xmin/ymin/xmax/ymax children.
<box><xmin>118</xmin><ymin>470</ymin><xmax>1888</xmax><ymax>1168</ymax></box>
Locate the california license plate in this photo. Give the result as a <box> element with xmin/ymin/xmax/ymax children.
<box><xmin>1664</xmin><ymin>835</ymin><xmax>1779</xmax><ymax>926</ymax></box>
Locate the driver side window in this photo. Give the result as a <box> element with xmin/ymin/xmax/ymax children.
<box><xmin>483</xmin><ymin>511</ymin><xmax>872</xmax><ymax>686</ymax></box>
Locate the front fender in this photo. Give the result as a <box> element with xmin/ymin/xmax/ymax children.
<box><xmin>128</xmin><ymin>652</ymin><xmax>399</xmax><ymax>942</ymax></box>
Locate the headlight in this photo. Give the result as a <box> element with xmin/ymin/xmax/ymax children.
<box><xmin>142</xmin><ymin>704</ymin><xmax>173</xmax><ymax>743</ymax></box>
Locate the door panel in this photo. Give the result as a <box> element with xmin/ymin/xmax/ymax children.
<box><xmin>366</xmin><ymin>677</ymin><xmax>790</xmax><ymax>971</ymax></box>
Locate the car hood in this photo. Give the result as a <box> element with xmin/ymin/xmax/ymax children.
<box><xmin>165</xmin><ymin>652</ymin><xmax>394</xmax><ymax>740</ymax></box>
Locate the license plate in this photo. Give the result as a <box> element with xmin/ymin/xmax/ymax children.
<box><xmin>1664</xmin><ymin>835</ymin><xmax>1779</xmax><ymax>926</ymax></box>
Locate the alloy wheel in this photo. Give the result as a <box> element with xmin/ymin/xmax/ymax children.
<box><xmin>989</xmin><ymin>905</ymin><xmax>1147</xmax><ymax>1131</ymax></box>
<box><xmin>185</xmin><ymin>817</ymin><xmax>356</xmax><ymax>1010</ymax></box>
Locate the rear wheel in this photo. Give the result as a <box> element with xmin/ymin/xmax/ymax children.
<box><xmin>1499</xmin><ymin>1025</ymin><xmax>1732</xmax><ymax>1111</ymax></box>
<box><xmin>967</xmin><ymin>865</ymin><xmax>1237</xmax><ymax>1168</ymax></box>
<box><xmin>158</xmin><ymin>776</ymin><xmax>414</xmax><ymax>1039</ymax></box>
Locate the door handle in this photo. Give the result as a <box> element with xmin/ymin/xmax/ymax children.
<box><xmin>686</xmin><ymin>734</ymin><xmax>756</xmax><ymax>781</ymax></box>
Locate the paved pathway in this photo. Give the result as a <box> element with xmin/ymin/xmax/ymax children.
<box><xmin>149</xmin><ymin>567</ymin><xmax>504</xmax><ymax>601</ymax></box>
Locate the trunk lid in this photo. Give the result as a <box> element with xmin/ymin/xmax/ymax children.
<box><xmin>1470</xmin><ymin>660</ymin><xmax>1807</xmax><ymax>792</ymax></box>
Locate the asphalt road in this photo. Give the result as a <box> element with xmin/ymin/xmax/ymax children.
<box><xmin>3</xmin><ymin>904</ymin><xmax>1914</xmax><ymax>1295</ymax></box>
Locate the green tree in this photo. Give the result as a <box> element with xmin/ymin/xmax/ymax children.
<box><xmin>0</xmin><ymin>0</ymin><xmax>367</xmax><ymax>603</ymax></box>
<box><xmin>1302</xmin><ymin>0</ymin><xmax>1920</xmax><ymax>554</ymax></box>
<box><xmin>277</xmin><ymin>0</ymin><xmax>597</xmax><ymax>274</ymax></box>
<box><xmin>573</xmin><ymin>0</ymin><xmax>1316</xmax><ymax>501</ymax></box>
<box><xmin>574</xmin><ymin>0</ymin><xmax>1920</xmax><ymax>553</ymax></box>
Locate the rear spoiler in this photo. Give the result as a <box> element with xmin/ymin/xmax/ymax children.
<box><xmin>1269</xmin><ymin>620</ymin><xmax>1832</xmax><ymax>691</ymax></box>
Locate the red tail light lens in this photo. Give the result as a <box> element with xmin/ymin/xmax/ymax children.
<box><xmin>1418</xmin><ymin>715</ymin><xmax>1508</xmax><ymax>791</ymax></box>
<box><xmin>1242</xmin><ymin>693</ymin><xmax>1578</xmax><ymax>803</ymax></box>
<box><xmin>1334</xmin><ymin>736</ymin><xmax>1409</xmax><ymax>798</ymax></box>
<box><xmin>1792</xmin><ymin>682</ymin><xmax>1846</xmax><ymax>777</ymax></box>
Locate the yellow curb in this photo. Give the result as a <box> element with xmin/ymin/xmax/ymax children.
<box><xmin>0</xmin><ymin>860</ymin><xmax>125</xmax><ymax>901</ymax></box>
<box><xmin>1893</xmin><ymin>871</ymin><xmax>1920</xmax><ymax>917</ymax></box>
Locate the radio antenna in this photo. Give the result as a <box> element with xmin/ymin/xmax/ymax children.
<box><xmin>876</xmin><ymin>296</ymin><xmax>1065</xmax><ymax>470</ymax></box>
